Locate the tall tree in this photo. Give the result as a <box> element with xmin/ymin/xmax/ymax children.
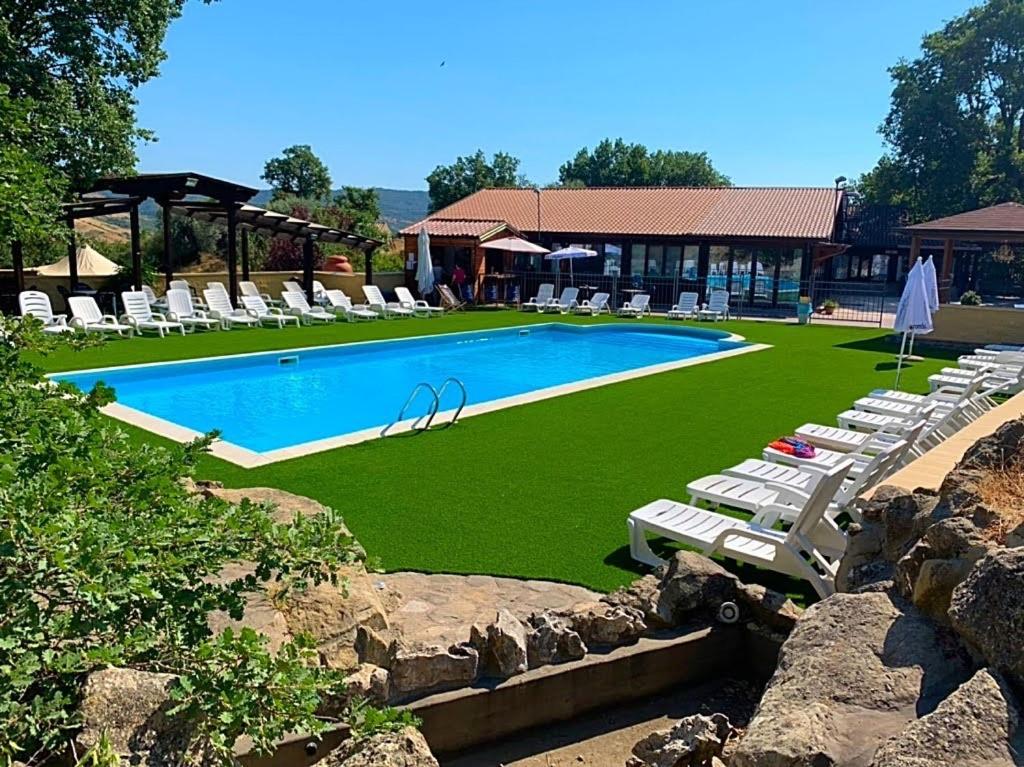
<box><xmin>557</xmin><ymin>138</ymin><xmax>730</xmax><ymax>187</ymax></box>
<box><xmin>262</xmin><ymin>145</ymin><xmax>333</xmax><ymax>201</ymax></box>
<box><xmin>335</xmin><ymin>186</ymin><xmax>382</xmax><ymax>237</ymax></box>
<box><xmin>0</xmin><ymin>0</ymin><xmax>215</xmax><ymax>192</ymax></box>
<box><xmin>426</xmin><ymin>150</ymin><xmax>524</xmax><ymax>212</ymax></box>
<box><xmin>859</xmin><ymin>0</ymin><xmax>1024</xmax><ymax>220</ymax></box>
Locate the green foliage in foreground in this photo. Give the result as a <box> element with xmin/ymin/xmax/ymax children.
<box><xmin>0</xmin><ymin>319</ymin><xmax>404</xmax><ymax>766</ymax></box>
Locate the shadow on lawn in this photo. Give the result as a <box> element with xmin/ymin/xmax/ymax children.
<box><xmin>834</xmin><ymin>335</ymin><xmax>959</xmax><ymax>360</ymax></box>
<box><xmin>605</xmin><ymin>541</ymin><xmax>818</xmax><ymax>607</ymax></box>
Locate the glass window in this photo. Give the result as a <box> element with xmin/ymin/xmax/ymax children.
<box><xmin>630</xmin><ymin>244</ymin><xmax>646</xmax><ymax>276</ymax></box>
<box><xmin>708</xmin><ymin>245</ymin><xmax>730</xmax><ymax>292</ymax></box>
<box><xmin>603</xmin><ymin>243</ymin><xmax>622</xmax><ymax>276</ymax></box>
<box><xmin>871</xmin><ymin>254</ymin><xmax>888</xmax><ymax>281</ymax></box>
<box><xmin>682</xmin><ymin>245</ymin><xmax>699</xmax><ymax>279</ymax></box>
<box><xmin>646</xmin><ymin>245</ymin><xmax>664</xmax><ymax>276</ymax></box>
<box><xmin>777</xmin><ymin>248</ymin><xmax>803</xmax><ymax>301</ymax></box>
<box><xmin>665</xmin><ymin>246</ymin><xmax>682</xmax><ymax>276</ymax></box>
<box><xmin>732</xmin><ymin>248</ymin><xmax>752</xmax><ymax>297</ymax></box>
<box><xmin>833</xmin><ymin>253</ymin><xmax>849</xmax><ymax>279</ymax></box>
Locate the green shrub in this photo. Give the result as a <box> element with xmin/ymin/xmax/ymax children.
<box><xmin>959</xmin><ymin>290</ymin><xmax>982</xmax><ymax>305</ymax></box>
<box><xmin>0</xmin><ymin>318</ymin><xmax>395</xmax><ymax>765</ymax></box>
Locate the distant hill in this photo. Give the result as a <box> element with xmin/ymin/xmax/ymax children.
<box><xmin>136</xmin><ymin>187</ymin><xmax>429</xmax><ymax>233</ymax></box>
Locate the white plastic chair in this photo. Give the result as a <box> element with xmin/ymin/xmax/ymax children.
<box><xmin>18</xmin><ymin>291</ymin><xmax>71</xmax><ymax>333</ymax></box>
<box><xmin>120</xmin><ymin>291</ymin><xmax>185</xmax><ymax>337</ymax></box>
<box><xmin>69</xmin><ymin>296</ymin><xmax>134</xmax><ymax>337</ymax></box>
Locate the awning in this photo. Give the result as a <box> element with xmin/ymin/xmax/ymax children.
<box><xmin>481</xmin><ymin>236</ymin><xmax>549</xmax><ymax>254</ymax></box>
<box><xmin>36</xmin><ymin>245</ymin><xmax>121</xmax><ymax>277</ymax></box>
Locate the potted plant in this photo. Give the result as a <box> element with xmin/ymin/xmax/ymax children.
<box><xmin>819</xmin><ymin>298</ymin><xmax>839</xmax><ymax>315</ymax></box>
<box><xmin>958</xmin><ymin>290</ymin><xmax>982</xmax><ymax>306</ymax></box>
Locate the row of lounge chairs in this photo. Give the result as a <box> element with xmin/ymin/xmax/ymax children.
<box><xmin>16</xmin><ymin>281</ymin><xmax>448</xmax><ymax>338</ymax></box>
<box><xmin>627</xmin><ymin>362</ymin><xmax>1019</xmax><ymax>597</ymax></box>
<box><xmin>518</xmin><ymin>284</ymin><xmax>731</xmax><ymax>321</ymax></box>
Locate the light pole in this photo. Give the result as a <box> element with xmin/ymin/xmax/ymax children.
<box><xmin>833</xmin><ymin>175</ymin><xmax>847</xmax><ymax>244</ymax></box>
<box><xmin>533</xmin><ymin>187</ymin><xmax>541</xmax><ymax>242</ymax></box>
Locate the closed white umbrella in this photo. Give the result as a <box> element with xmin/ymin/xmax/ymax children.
<box><xmin>922</xmin><ymin>255</ymin><xmax>940</xmax><ymax>314</ymax></box>
<box><xmin>416</xmin><ymin>228</ymin><xmax>434</xmax><ymax>296</ymax></box>
<box><xmin>545</xmin><ymin>246</ymin><xmax>597</xmax><ymax>285</ymax></box>
<box><xmin>894</xmin><ymin>257</ymin><xmax>934</xmax><ymax>389</ymax></box>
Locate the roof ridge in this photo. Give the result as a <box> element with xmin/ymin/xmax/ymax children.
<box><xmin>470</xmin><ymin>185</ymin><xmax>836</xmax><ymax>192</ymax></box>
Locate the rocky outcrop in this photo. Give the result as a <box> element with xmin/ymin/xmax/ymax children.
<box><xmin>949</xmin><ymin>547</ymin><xmax>1024</xmax><ymax>684</ymax></box>
<box><xmin>731</xmin><ymin>591</ymin><xmax>971</xmax><ymax>767</ymax></box>
<box><xmin>627</xmin><ymin>713</ymin><xmax>735</xmax><ymax>767</ymax></box>
<box><xmin>469</xmin><ymin>609</ymin><xmax>529</xmax><ymax>677</ymax></box>
<box><xmin>355</xmin><ymin>626</ymin><xmax>480</xmax><ymax>699</ymax></box>
<box><xmin>869</xmin><ymin>669</ymin><xmax>1022</xmax><ymax>767</ymax></box>
<box><xmin>525</xmin><ymin>611</ymin><xmax>587</xmax><ymax>667</ymax></box>
<box><xmin>319</xmin><ymin>727</ymin><xmax>438</xmax><ymax>767</ymax></box>
<box><xmin>76</xmin><ymin>668</ymin><xmax>193</xmax><ymax>767</ymax></box>
<box><xmin>565</xmin><ymin>601</ymin><xmax>646</xmax><ymax>648</ymax></box>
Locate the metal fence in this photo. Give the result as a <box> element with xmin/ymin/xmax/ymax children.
<box><xmin>486</xmin><ymin>271</ymin><xmax>888</xmax><ymax>326</ymax></box>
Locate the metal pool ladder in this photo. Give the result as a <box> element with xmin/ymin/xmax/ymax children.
<box><xmin>380</xmin><ymin>377</ymin><xmax>467</xmax><ymax>438</ymax></box>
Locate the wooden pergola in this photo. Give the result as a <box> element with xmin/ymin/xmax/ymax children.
<box><xmin>901</xmin><ymin>202</ymin><xmax>1024</xmax><ymax>301</ymax></box>
<box><xmin>9</xmin><ymin>172</ymin><xmax>381</xmax><ymax>308</ymax></box>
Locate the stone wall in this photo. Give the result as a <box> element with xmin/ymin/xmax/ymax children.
<box><xmin>927</xmin><ymin>303</ymin><xmax>1024</xmax><ymax>347</ymax></box>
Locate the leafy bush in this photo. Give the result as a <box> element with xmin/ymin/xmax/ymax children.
<box><xmin>959</xmin><ymin>290</ymin><xmax>983</xmax><ymax>305</ymax></box>
<box><xmin>0</xmin><ymin>319</ymin><xmax>393</xmax><ymax>765</ymax></box>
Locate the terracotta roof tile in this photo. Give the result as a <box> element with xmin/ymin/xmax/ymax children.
<box><xmin>401</xmin><ymin>218</ymin><xmax>509</xmax><ymax>238</ymax></box>
<box><xmin>903</xmin><ymin>202</ymin><xmax>1024</xmax><ymax>235</ymax></box>
<box><xmin>405</xmin><ymin>187</ymin><xmax>839</xmax><ymax>240</ymax></box>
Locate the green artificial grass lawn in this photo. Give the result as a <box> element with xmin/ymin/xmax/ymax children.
<box><xmin>35</xmin><ymin>313</ymin><xmax>957</xmax><ymax>602</ymax></box>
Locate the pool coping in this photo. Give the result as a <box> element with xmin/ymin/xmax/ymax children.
<box><xmin>55</xmin><ymin>322</ymin><xmax>770</xmax><ymax>468</ymax></box>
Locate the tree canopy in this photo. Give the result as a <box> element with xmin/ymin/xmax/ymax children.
<box><xmin>557</xmin><ymin>138</ymin><xmax>731</xmax><ymax>187</ymax></box>
<box><xmin>262</xmin><ymin>145</ymin><xmax>333</xmax><ymax>201</ymax></box>
<box><xmin>426</xmin><ymin>150</ymin><xmax>525</xmax><ymax>212</ymax></box>
<box><xmin>858</xmin><ymin>0</ymin><xmax>1024</xmax><ymax>220</ymax></box>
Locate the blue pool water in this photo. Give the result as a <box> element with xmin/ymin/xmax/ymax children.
<box><xmin>54</xmin><ymin>323</ymin><xmax>746</xmax><ymax>453</ymax></box>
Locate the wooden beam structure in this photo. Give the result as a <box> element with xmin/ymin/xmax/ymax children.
<box><xmin>302</xmin><ymin>237</ymin><xmax>316</xmax><ymax>305</ymax></box>
<box><xmin>129</xmin><ymin>205</ymin><xmax>142</xmax><ymax>290</ymax></box>
<box><xmin>11</xmin><ymin>240</ymin><xmax>24</xmax><ymax>293</ymax></box>
<box><xmin>226</xmin><ymin>204</ymin><xmax>239</xmax><ymax>305</ymax></box>
<box><xmin>941</xmin><ymin>237</ymin><xmax>955</xmax><ymax>302</ymax></box>
<box><xmin>65</xmin><ymin>211</ymin><xmax>78</xmax><ymax>300</ymax></box>
<box><xmin>161</xmin><ymin>200</ymin><xmax>173</xmax><ymax>289</ymax></box>
<box><xmin>241</xmin><ymin>229</ymin><xmax>250</xmax><ymax>281</ymax></box>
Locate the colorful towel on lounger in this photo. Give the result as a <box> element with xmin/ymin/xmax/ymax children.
<box><xmin>768</xmin><ymin>437</ymin><xmax>817</xmax><ymax>458</ymax></box>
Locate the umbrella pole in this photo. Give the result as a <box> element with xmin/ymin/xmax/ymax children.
<box><xmin>894</xmin><ymin>330</ymin><xmax>909</xmax><ymax>391</ymax></box>
<box><xmin>570</xmin><ymin>258</ymin><xmax>574</xmax><ymax>286</ymax></box>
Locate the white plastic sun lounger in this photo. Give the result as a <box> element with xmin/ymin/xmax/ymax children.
<box><xmin>165</xmin><ymin>289</ymin><xmax>219</xmax><ymax>332</ymax></box>
<box><xmin>120</xmin><ymin>291</ymin><xmax>185</xmax><ymax>337</ymax></box>
<box><xmin>324</xmin><ymin>290</ymin><xmax>377</xmax><ymax>322</ymax></box>
<box><xmin>362</xmin><ymin>284</ymin><xmax>413</xmax><ymax>318</ymax></box>
<box><xmin>282</xmin><ymin>280</ymin><xmax>303</xmax><ymax>295</ymax></box>
<box><xmin>795</xmin><ymin>407</ymin><xmax>935</xmax><ymax>454</ymax></box>
<box><xmin>521</xmin><ymin>284</ymin><xmax>555</xmax><ymax>312</ymax></box>
<box><xmin>667</xmin><ymin>292</ymin><xmax>699</xmax><ymax>320</ymax></box>
<box><xmin>689</xmin><ymin>439</ymin><xmax>909</xmax><ymax>523</ymax></box>
<box><xmin>282</xmin><ymin>291</ymin><xmax>336</xmax><ymax>324</ymax></box>
<box><xmin>543</xmin><ymin>287</ymin><xmax>579</xmax><ymax>314</ymax></box>
<box><xmin>573</xmin><ymin>292</ymin><xmax>610</xmax><ymax>316</ymax></box>
<box><xmin>617</xmin><ymin>294</ymin><xmax>651</xmax><ymax>317</ymax></box>
<box><xmin>628</xmin><ymin>461</ymin><xmax>853</xmax><ymax>598</ymax></box>
<box><xmin>697</xmin><ymin>290</ymin><xmax>730</xmax><ymax>321</ymax></box>
<box><xmin>68</xmin><ymin>296</ymin><xmax>134</xmax><ymax>337</ymax></box>
<box><xmin>240</xmin><ymin>280</ymin><xmax>280</xmax><ymax>307</ymax></box>
<box><xmin>19</xmin><ymin>290</ymin><xmax>72</xmax><ymax>334</ymax></box>
<box><xmin>239</xmin><ymin>295</ymin><xmax>300</xmax><ymax>328</ymax></box>
<box><xmin>169</xmin><ymin>279</ymin><xmax>206</xmax><ymax>309</ymax></box>
<box><xmin>394</xmin><ymin>286</ymin><xmax>444</xmax><ymax>317</ymax></box>
<box><xmin>312</xmin><ymin>280</ymin><xmax>330</xmax><ymax>305</ymax></box>
<box><xmin>203</xmin><ymin>289</ymin><xmax>259</xmax><ymax>329</ymax></box>
<box><xmin>141</xmin><ymin>285</ymin><xmax>167</xmax><ymax>310</ymax></box>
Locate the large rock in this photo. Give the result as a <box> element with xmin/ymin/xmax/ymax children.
<box><xmin>735</xmin><ymin>583</ymin><xmax>802</xmax><ymax>634</ymax></box>
<box><xmin>319</xmin><ymin>727</ymin><xmax>438</xmax><ymax>767</ymax></box>
<box><xmin>277</xmin><ymin>566</ymin><xmax>391</xmax><ymax>669</ymax></box>
<box><xmin>949</xmin><ymin>547</ymin><xmax>1024</xmax><ymax>684</ymax></box>
<box><xmin>469</xmin><ymin>609</ymin><xmax>529</xmax><ymax>678</ymax></box>
<box><xmin>869</xmin><ymin>668</ymin><xmax>1023</xmax><ymax>767</ymax></box>
<box><xmin>525</xmin><ymin>611</ymin><xmax>587</xmax><ymax>668</ymax></box>
<box><xmin>76</xmin><ymin>668</ymin><xmax>194</xmax><ymax>767</ymax></box>
<box><xmin>565</xmin><ymin>601</ymin><xmax>646</xmax><ymax>647</ymax></box>
<box><xmin>627</xmin><ymin>713</ymin><xmax>734</xmax><ymax>767</ymax></box>
<box><xmin>206</xmin><ymin>561</ymin><xmax>294</xmax><ymax>654</ymax></box>
<box><xmin>602</xmin><ymin>574</ymin><xmax>671</xmax><ymax>629</ymax></box>
<box><xmin>731</xmin><ymin>592</ymin><xmax>971</xmax><ymax>767</ymax></box>
<box><xmin>388</xmin><ymin>643</ymin><xmax>479</xmax><ymax>699</ymax></box>
<box><xmin>341</xmin><ymin>663</ymin><xmax>391</xmax><ymax>706</ymax></box>
<box><xmin>654</xmin><ymin>551</ymin><xmax>740</xmax><ymax>625</ymax></box>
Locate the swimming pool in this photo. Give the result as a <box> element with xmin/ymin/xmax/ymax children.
<box><xmin>54</xmin><ymin>323</ymin><xmax>765</xmax><ymax>466</ymax></box>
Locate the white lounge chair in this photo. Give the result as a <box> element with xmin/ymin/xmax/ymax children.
<box><xmin>795</xmin><ymin>407</ymin><xmax>936</xmax><ymax>455</ymax></box>
<box><xmin>437</xmin><ymin>284</ymin><xmax>466</xmax><ymax>311</ymax></box>
<box><xmin>697</xmin><ymin>290</ymin><xmax>730</xmax><ymax>321</ymax></box>
<box><xmin>324</xmin><ymin>290</ymin><xmax>377</xmax><ymax>322</ymax></box>
<box><xmin>165</xmin><ymin>289</ymin><xmax>219</xmax><ymax>332</ymax></box>
<box><xmin>312</xmin><ymin>280</ymin><xmax>330</xmax><ymax>305</ymax></box>
<box><xmin>628</xmin><ymin>461</ymin><xmax>853</xmax><ymax>598</ymax></box>
<box><xmin>203</xmin><ymin>288</ymin><xmax>259</xmax><ymax>329</ymax></box>
<box><xmin>394</xmin><ymin>286</ymin><xmax>445</xmax><ymax>318</ymax></box>
<box><xmin>617</xmin><ymin>294</ymin><xmax>651</xmax><ymax>317</ymax></box>
<box><xmin>68</xmin><ymin>296</ymin><xmax>134</xmax><ymax>337</ymax></box>
<box><xmin>240</xmin><ymin>280</ymin><xmax>280</xmax><ymax>307</ymax></box>
<box><xmin>282</xmin><ymin>291</ymin><xmax>336</xmax><ymax>324</ymax></box>
<box><xmin>239</xmin><ymin>295</ymin><xmax>300</xmax><ymax>328</ymax></box>
<box><xmin>574</xmin><ymin>292</ymin><xmax>610</xmax><ymax>316</ymax></box>
<box><xmin>19</xmin><ymin>290</ymin><xmax>72</xmax><ymax>334</ymax></box>
<box><xmin>543</xmin><ymin>287</ymin><xmax>580</xmax><ymax>314</ymax></box>
<box><xmin>521</xmin><ymin>284</ymin><xmax>554</xmax><ymax>312</ymax></box>
<box><xmin>169</xmin><ymin>279</ymin><xmax>205</xmax><ymax>309</ymax></box>
<box><xmin>120</xmin><ymin>291</ymin><xmax>185</xmax><ymax>337</ymax></box>
<box><xmin>141</xmin><ymin>285</ymin><xmax>167</xmax><ymax>310</ymax></box>
<box><xmin>282</xmin><ymin>280</ymin><xmax>303</xmax><ymax>295</ymax></box>
<box><xmin>667</xmin><ymin>292</ymin><xmax>699</xmax><ymax>320</ymax></box>
<box><xmin>362</xmin><ymin>284</ymin><xmax>414</xmax><ymax>318</ymax></box>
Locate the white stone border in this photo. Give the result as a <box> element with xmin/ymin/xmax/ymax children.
<box><xmin>54</xmin><ymin>323</ymin><xmax>769</xmax><ymax>468</ymax></box>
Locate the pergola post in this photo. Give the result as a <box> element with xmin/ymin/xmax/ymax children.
<box><xmin>65</xmin><ymin>212</ymin><xmax>78</xmax><ymax>297</ymax></box>
<box><xmin>161</xmin><ymin>199</ymin><xmax>173</xmax><ymax>289</ymax></box>
<box><xmin>302</xmin><ymin>237</ymin><xmax>315</xmax><ymax>305</ymax></box>
<box><xmin>129</xmin><ymin>204</ymin><xmax>142</xmax><ymax>290</ymax></box>
<box><xmin>226</xmin><ymin>204</ymin><xmax>238</xmax><ymax>305</ymax></box>
<box><xmin>11</xmin><ymin>240</ymin><xmax>24</xmax><ymax>293</ymax></box>
<box><xmin>365</xmin><ymin>246</ymin><xmax>374</xmax><ymax>286</ymax></box>
<box><xmin>909</xmin><ymin>235</ymin><xmax>921</xmax><ymax>275</ymax></box>
<box><xmin>940</xmin><ymin>237</ymin><xmax>954</xmax><ymax>302</ymax></box>
<box><xmin>241</xmin><ymin>229</ymin><xmax>250</xmax><ymax>281</ymax></box>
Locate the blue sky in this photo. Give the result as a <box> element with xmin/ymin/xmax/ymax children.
<box><xmin>136</xmin><ymin>0</ymin><xmax>974</xmax><ymax>191</ymax></box>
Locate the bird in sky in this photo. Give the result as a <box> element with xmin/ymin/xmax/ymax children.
<box><xmin>440</xmin><ymin>60</ymin><xmax>446</xmax><ymax>67</ymax></box>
